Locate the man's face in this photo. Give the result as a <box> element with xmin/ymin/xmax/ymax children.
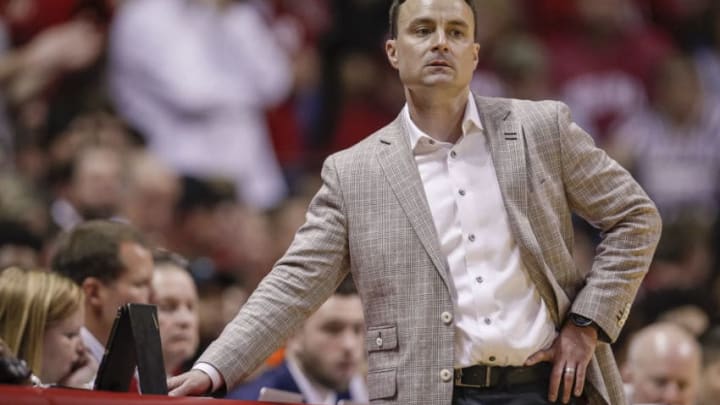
<box><xmin>152</xmin><ymin>266</ymin><xmax>199</xmax><ymax>372</ymax></box>
<box><xmin>96</xmin><ymin>241</ymin><xmax>153</xmax><ymax>342</ymax></box>
<box><xmin>292</xmin><ymin>294</ymin><xmax>364</xmax><ymax>392</ymax></box>
<box><xmin>385</xmin><ymin>0</ymin><xmax>479</xmax><ymax>92</ymax></box>
<box><xmin>632</xmin><ymin>347</ymin><xmax>701</xmax><ymax>405</ymax></box>
<box><xmin>71</xmin><ymin>148</ymin><xmax>124</xmax><ymax>220</ymax></box>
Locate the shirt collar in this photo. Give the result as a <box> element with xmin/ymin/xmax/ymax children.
<box><xmin>403</xmin><ymin>92</ymin><xmax>484</xmax><ymax>152</ymax></box>
<box><xmin>80</xmin><ymin>327</ymin><xmax>105</xmax><ymax>364</ymax></box>
<box><xmin>286</xmin><ymin>356</ymin><xmax>337</xmax><ymax>404</ymax></box>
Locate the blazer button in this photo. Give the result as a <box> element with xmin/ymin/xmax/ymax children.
<box><xmin>376</xmin><ymin>337</ymin><xmax>383</xmax><ymax>347</ymax></box>
<box><xmin>441</xmin><ymin>311</ymin><xmax>453</xmax><ymax>325</ymax></box>
<box><xmin>440</xmin><ymin>368</ymin><xmax>453</xmax><ymax>383</ymax></box>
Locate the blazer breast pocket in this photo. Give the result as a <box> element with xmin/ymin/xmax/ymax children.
<box><xmin>367</xmin><ymin>368</ymin><xmax>397</xmax><ymax>401</ymax></box>
<box><xmin>366</xmin><ymin>324</ymin><xmax>398</xmax><ymax>352</ymax></box>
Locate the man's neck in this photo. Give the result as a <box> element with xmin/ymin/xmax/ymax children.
<box><xmin>85</xmin><ymin>314</ymin><xmax>110</xmax><ymax>349</ymax></box>
<box><xmin>405</xmin><ymin>87</ymin><xmax>469</xmax><ymax>144</ymax></box>
<box><xmin>286</xmin><ymin>355</ymin><xmax>338</xmax><ymax>404</ymax></box>
<box><xmin>80</xmin><ymin>327</ymin><xmax>106</xmax><ymax>364</ymax></box>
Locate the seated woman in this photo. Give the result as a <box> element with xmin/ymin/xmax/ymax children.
<box><xmin>0</xmin><ymin>267</ymin><xmax>96</xmax><ymax>387</ymax></box>
<box><xmin>151</xmin><ymin>251</ymin><xmax>200</xmax><ymax>376</ymax></box>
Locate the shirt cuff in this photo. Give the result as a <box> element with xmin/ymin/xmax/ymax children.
<box><xmin>192</xmin><ymin>362</ymin><xmax>225</xmax><ymax>392</ymax></box>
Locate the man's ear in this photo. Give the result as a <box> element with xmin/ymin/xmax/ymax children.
<box><xmin>285</xmin><ymin>329</ymin><xmax>304</xmax><ymax>355</ymax></box>
<box><xmin>386</xmin><ymin>39</ymin><xmax>399</xmax><ymax>69</ymax></box>
<box><xmin>472</xmin><ymin>42</ymin><xmax>480</xmax><ymax>66</ymax></box>
<box><xmin>81</xmin><ymin>277</ymin><xmax>104</xmax><ymax>309</ymax></box>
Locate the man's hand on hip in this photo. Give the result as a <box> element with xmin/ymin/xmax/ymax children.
<box><xmin>167</xmin><ymin>369</ymin><xmax>212</xmax><ymax>397</ymax></box>
<box><xmin>525</xmin><ymin>322</ymin><xmax>598</xmax><ymax>404</ymax></box>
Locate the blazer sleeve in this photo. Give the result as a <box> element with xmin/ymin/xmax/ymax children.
<box><xmin>197</xmin><ymin>155</ymin><xmax>351</xmax><ymax>389</ymax></box>
<box><xmin>557</xmin><ymin>102</ymin><xmax>662</xmax><ymax>342</ymax></box>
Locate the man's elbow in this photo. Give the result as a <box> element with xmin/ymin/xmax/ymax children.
<box><xmin>641</xmin><ymin>201</ymin><xmax>663</xmax><ymax>248</ymax></box>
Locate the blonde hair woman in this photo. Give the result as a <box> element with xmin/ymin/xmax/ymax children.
<box><xmin>0</xmin><ymin>267</ymin><xmax>96</xmax><ymax>387</ymax></box>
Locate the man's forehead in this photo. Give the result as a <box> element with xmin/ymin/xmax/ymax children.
<box><xmin>397</xmin><ymin>0</ymin><xmax>474</xmax><ymax>24</ymax></box>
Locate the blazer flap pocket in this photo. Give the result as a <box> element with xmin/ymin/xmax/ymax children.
<box><xmin>366</xmin><ymin>324</ymin><xmax>397</xmax><ymax>352</ymax></box>
<box><xmin>367</xmin><ymin>368</ymin><xmax>397</xmax><ymax>400</ymax></box>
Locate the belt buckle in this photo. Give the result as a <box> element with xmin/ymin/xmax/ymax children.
<box><xmin>454</xmin><ymin>366</ymin><xmax>493</xmax><ymax>388</ymax></box>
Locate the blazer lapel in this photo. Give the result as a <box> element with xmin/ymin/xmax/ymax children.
<box><xmin>476</xmin><ymin>96</ymin><xmax>560</xmax><ymax>325</ymax></box>
<box><xmin>376</xmin><ymin>116</ymin><xmax>450</xmax><ymax>288</ymax></box>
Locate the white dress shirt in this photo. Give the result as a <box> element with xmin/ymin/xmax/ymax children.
<box><xmin>194</xmin><ymin>93</ymin><xmax>559</xmax><ymax>388</ymax></box>
<box><xmin>80</xmin><ymin>327</ymin><xmax>105</xmax><ymax>365</ymax></box>
<box><xmin>403</xmin><ymin>93</ymin><xmax>557</xmax><ymax>367</ymax></box>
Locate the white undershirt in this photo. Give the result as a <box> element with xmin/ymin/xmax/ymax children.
<box><xmin>403</xmin><ymin>93</ymin><xmax>557</xmax><ymax>367</ymax></box>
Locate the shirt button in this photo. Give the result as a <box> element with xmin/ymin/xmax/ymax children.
<box><xmin>475</xmin><ymin>276</ymin><xmax>483</xmax><ymax>283</ymax></box>
<box><xmin>376</xmin><ymin>337</ymin><xmax>383</xmax><ymax>347</ymax></box>
<box><xmin>450</xmin><ymin>150</ymin><xmax>457</xmax><ymax>158</ymax></box>
<box><xmin>484</xmin><ymin>318</ymin><xmax>492</xmax><ymax>325</ymax></box>
<box><xmin>441</xmin><ymin>311</ymin><xmax>453</xmax><ymax>325</ymax></box>
<box><xmin>489</xmin><ymin>356</ymin><xmax>496</xmax><ymax>362</ymax></box>
<box><xmin>440</xmin><ymin>369</ymin><xmax>453</xmax><ymax>382</ymax></box>
<box><xmin>468</xmin><ymin>234</ymin><xmax>475</xmax><ymax>242</ymax></box>
<box><xmin>458</xmin><ymin>189</ymin><xmax>466</xmax><ymax>196</ymax></box>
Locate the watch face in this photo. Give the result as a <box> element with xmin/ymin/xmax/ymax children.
<box><xmin>570</xmin><ymin>314</ymin><xmax>593</xmax><ymax>327</ymax></box>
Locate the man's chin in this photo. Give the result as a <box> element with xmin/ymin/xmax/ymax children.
<box><xmin>425</xmin><ymin>74</ymin><xmax>453</xmax><ymax>82</ymax></box>
<box><xmin>315</xmin><ymin>370</ymin><xmax>353</xmax><ymax>392</ymax></box>
<box><xmin>166</xmin><ymin>345</ymin><xmax>194</xmax><ymax>361</ymax></box>
<box><xmin>418</xmin><ymin>75</ymin><xmax>462</xmax><ymax>88</ymax></box>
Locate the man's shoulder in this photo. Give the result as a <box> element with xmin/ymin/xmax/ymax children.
<box><xmin>474</xmin><ymin>95</ymin><xmax>562</xmax><ymax>118</ymax></box>
<box><xmin>326</xmin><ymin>115</ymin><xmax>403</xmax><ymax>163</ymax></box>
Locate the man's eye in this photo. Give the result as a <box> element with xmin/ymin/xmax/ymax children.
<box><xmin>416</xmin><ymin>27</ymin><xmax>431</xmax><ymax>36</ymax></box>
<box><xmin>450</xmin><ymin>29</ymin><xmax>464</xmax><ymax>38</ymax></box>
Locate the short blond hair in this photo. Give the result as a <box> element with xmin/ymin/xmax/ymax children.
<box><xmin>0</xmin><ymin>268</ymin><xmax>83</xmax><ymax>375</ymax></box>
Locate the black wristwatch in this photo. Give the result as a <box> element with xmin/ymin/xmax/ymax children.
<box><xmin>567</xmin><ymin>313</ymin><xmax>595</xmax><ymax>328</ymax></box>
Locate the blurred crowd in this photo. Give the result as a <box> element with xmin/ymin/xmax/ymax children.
<box><xmin>0</xmin><ymin>0</ymin><xmax>718</xmax><ymax>404</ymax></box>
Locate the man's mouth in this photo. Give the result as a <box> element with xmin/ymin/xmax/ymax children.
<box><xmin>427</xmin><ymin>60</ymin><xmax>451</xmax><ymax>67</ymax></box>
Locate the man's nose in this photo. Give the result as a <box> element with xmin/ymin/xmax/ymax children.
<box><xmin>176</xmin><ymin>306</ymin><xmax>195</xmax><ymax>327</ymax></box>
<box><xmin>339</xmin><ymin>330</ymin><xmax>362</xmax><ymax>351</ymax></box>
<box><xmin>431</xmin><ymin>30</ymin><xmax>449</xmax><ymax>51</ymax></box>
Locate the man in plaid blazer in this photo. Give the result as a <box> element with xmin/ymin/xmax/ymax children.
<box><xmin>169</xmin><ymin>0</ymin><xmax>661</xmax><ymax>404</ymax></box>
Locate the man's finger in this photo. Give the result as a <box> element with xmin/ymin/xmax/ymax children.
<box><xmin>167</xmin><ymin>375</ymin><xmax>182</xmax><ymax>392</ymax></box>
<box><xmin>548</xmin><ymin>361</ymin><xmax>564</xmax><ymax>402</ymax></box>
<box><xmin>168</xmin><ymin>371</ymin><xmax>206</xmax><ymax>397</ymax></box>
<box><xmin>574</xmin><ymin>362</ymin><xmax>588</xmax><ymax>397</ymax></box>
<box><xmin>525</xmin><ymin>348</ymin><xmax>553</xmax><ymax>366</ymax></box>
<box><xmin>168</xmin><ymin>379</ymin><xmax>190</xmax><ymax>397</ymax></box>
<box><xmin>561</xmin><ymin>363</ymin><xmax>576</xmax><ymax>404</ymax></box>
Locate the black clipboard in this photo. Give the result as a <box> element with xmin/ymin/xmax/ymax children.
<box><xmin>93</xmin><ymin>303</ymin><xmax>168</xmax><ymax>394</ymax></box>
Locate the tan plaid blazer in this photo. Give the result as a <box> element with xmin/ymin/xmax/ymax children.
<box><xmin>200</xmin><ymin>95</ymin><xmax>661</xmax><ymax>405</ymax></box>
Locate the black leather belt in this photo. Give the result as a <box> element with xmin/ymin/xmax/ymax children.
<box><xmin>454</xmin><ymin>363</ymin><xmax>550</xmax><ymax>389</ymax></box>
